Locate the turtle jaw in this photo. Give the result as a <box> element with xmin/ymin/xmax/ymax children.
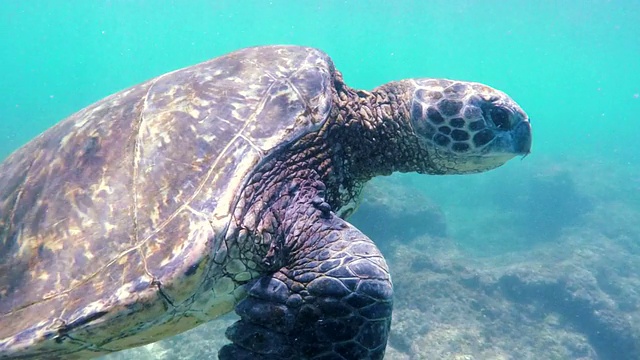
<box><xmin>512</xmin><ymin>120</ymin><xmax>533</xmax><ymax>156</ymax></box>
<box><xmin>481</xmin><ymin>119</ymin><xmax>532</xmax><ymax>157</ymax></box>
<box><xmin>435</xmin><ymin>153</ymin><xmax>517</xmax><ymax>174</ymax></box>
<box><xmin>420</xmin><ymin>118</ymin><xmax>532</xmax><ymax>175</ymax></box>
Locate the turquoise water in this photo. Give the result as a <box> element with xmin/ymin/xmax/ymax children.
<box><xmin>1</xmin><ymin>1</ymin><xmax>639</xmax><ymax>358</ymax></box>
<box><xmin>4</xmin><ymin>0</ymin><xmax>638</xmax><ymax>246</ymax></box>
<box><xmin>2</xmin><ymin>1</ymin><xmax>638</xmax><ymax>162</ymax></box>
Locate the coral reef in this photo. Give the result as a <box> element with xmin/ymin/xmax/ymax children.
<box><xmin>387</xmin><ymin>230</ymin><xmax>640</xmax><ymax>359</ymax></box>
<box><xmin>105</xmin><ymin>314</ymin><xmax>235</xmax><ymax>360</ymax></box>
<box><xmin>349</xmin><ymin>176</ymin><xmax>447</xmax><ymax>251</ymax></box>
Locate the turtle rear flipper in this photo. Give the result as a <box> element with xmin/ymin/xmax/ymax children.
<box><xmin>219</xmin><ymin>181</ymin><xmax>393</xmax><ymax>360</ymax></box>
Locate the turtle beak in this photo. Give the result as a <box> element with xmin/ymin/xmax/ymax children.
<box><xmin>513</xmin><ymin>119</ymin><xmax>532</xmax><ymax>157</ymax></box>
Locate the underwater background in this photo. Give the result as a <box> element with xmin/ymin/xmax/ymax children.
<box><xmin>1</xmin><ymin>1</ymin><xmax>639</xmax><ymax>359</ymax></box>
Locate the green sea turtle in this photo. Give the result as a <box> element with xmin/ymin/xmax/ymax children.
<box><xmin>0</xmin><ymin>45</ymin><xmax>531</xmax><ymax>359</ymax></box>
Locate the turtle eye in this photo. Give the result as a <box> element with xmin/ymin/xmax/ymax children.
<box><xmin>490</xmin><ymin>107</ymin><xmax>511</xmax><ymax>130</ymax></box>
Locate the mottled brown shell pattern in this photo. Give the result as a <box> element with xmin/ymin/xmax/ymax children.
<box><xmin>0</xmin><ymin>45</ymin><xmax>335</xmax><ymax>357</ymax></box>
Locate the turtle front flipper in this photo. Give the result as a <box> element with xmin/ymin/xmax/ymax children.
<box><xmin>219</xmin><ymin>180</ymin><xmax>393</xmax><ymax>360</ymax></box>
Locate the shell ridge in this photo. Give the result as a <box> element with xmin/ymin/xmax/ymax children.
<box><xmin>135</xmin><ymin>73</ymin><xmax>165</xmax><ymax>282</ymax></box>
<box><xmin>4</xmin><ymin>157</ymin><xmax>35</xmax><ymax>257</ymax></box>
<box><xmin>8</xmin><ymin>76</ymin><xmax>168</xmax><ymax>315</ymax></box>
<box><xmin>130</xmin><ymin>70</ymin><xmax>277</xmax><ymax>248</ymax></box>
<box><xmin>0</xmin><ymin>149</ymin><xmax>40</xmax><ymax>316</ymax></box>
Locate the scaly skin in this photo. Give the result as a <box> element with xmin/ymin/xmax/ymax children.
<box><xmin>221</xmin><ymin>180</ymin><xmax>392</xmax><ymax>359</ymax></box>
<box><xmin>219</xmin><ymin>70</ymin><xmax>531</xmax><ymax>359</ymax></box>
<box><xmin>0</xmin><ymin>46</ymin><xmax>530</xmax><ymax>359</ymax></box>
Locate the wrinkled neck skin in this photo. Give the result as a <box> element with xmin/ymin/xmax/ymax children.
<box><xmin>229</xmin><ymin>74</ymin><xmax>427</xmax><ymax>272</ymax></box>
<box><xmin>324</xmin><ymin>77</ymin><xmax>430</xmax><ymax>209</ymax></box>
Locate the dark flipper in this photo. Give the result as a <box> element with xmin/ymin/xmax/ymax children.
<box><xmin>219</xmin><ymin>181</ymin><xmax>393</xmax><ymax>360</ymax></box>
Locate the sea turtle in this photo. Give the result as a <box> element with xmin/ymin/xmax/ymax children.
<box><xmin>0</xmin><ymin>45</ymin><xmax>531</xmax><ymax>359</ymax></box>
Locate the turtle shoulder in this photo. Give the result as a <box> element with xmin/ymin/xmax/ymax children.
<box><xmin>128</xmin><ymin>44</ymin><xmax>339</xmax><ymax>319</ymax></box>
<box><xmin>0</xmin><ymin>45</ymin><xmax>337</xmax><ymax>356</ymax></box>
<box><xmin>135</xmin><ymin>45</ymin><xmax>337</xmax><ymax>231</ymax></box>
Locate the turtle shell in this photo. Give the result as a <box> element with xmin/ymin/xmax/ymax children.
<box><xmin>0</xmin><ymin>45</ymin><xmax>335</xmax><ymax>357</ymax></box>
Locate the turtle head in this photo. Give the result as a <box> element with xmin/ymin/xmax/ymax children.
<box><xmin>406</xmin><ymin>79</ymin><xmax>532</xmax><ymax>174</ymax></box>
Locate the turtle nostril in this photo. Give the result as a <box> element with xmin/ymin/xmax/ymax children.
<box><xmin>490</xmin><ymin>107</ymin><xmax>511</xmax><ymax>130</ymax></box>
